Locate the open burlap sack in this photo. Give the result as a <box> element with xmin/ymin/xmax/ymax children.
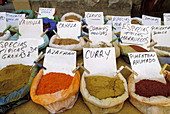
<box><xmin>128</xmin><ymin>71</ymin><xmax>170</xmax><ymax>114</ymax></box>
<box><xmin>80</xmin><ymin>72</ymin><xmax>128</xmax><ymax>114</ymax></box>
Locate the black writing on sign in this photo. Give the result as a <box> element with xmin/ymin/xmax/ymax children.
<box><xmin>144</xmin><ymin>17</ymin><xmax>159</xmax><ymax>23</ymax></box>
<box><xmin>112</xmin><ymin>17</ymin><xmax>130</xmax><ymax>22</ymax></box>
<box><xmin>0</xmin><ymin>41</ymin><xmax>27</xmax><ymax>49</ymax></box>
<box><xmin>89</xmin><ymin>26</ymin><xmax>109</xmax><ymax>36</ymax></box>
<box><xmin>86</xmin><ymin>13</ymin><xmax>101</xmax><ymax>18</ymax></box>
<box><xmin>132</xmin><ymin>58</ymin><xmax>156</xmax><ymax>65</ymax></box>
<box><xmin>41</xmin><ymin>9</ymin><xmax>52</xmax><ymax>13</ymax></box>
<box><xmin>19</xmin><ymin>19</ymin><xmax>41</xmax><ymax>25</ymax></box>
<box><xmin>7</xmin><ymin>14</ymin><xmax>24</xmax><ymax>18</ymax></box>
<box><xmin>122</xmin><ymin>23</ymin><xmax>149</xmax><ymax>34</ymax></box>
<box><xmin>151</xmin><ymin>26</ymin><xmax>170</xmax><ymax>30</ymax></box>
<box><xmin>85</xmin><ymin>50</ymin><xmax>111</xmax><ymax>60</ymax></box>
<box><xmin>58</xmin><ymin>23</ymin><xmax>77</xmax><ymax>28</ymax></box>
<box><xmin>153</xmin><ymin>31</ymin><xmax>167</xmax><ymax>35</ymax></box>
<box><xmin>129</xmin><ymin>53</ymin><xmax>155</xmax><ymax>59</ymax></box>
<box><xmin>121</xmin><ymin>35</ymin><xmax>149</xmax><ymax>44</ymax></box>
<box><xmin>167</xmin><ymin>17</ymin><xmax>170</xmax><ymax>21</ymax></box>
<box><xmin>0</xmin><ymin>16</ymin><xmax>5</xmax><ymax>20</ymax></box>
<box><xmin>46</xmin><ymin>49</ymin><xmax>75</xmax><ymax>55</ymax></box>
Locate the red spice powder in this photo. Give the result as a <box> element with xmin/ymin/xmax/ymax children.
<box><xmin>129</xmin><ymin>45</ymin><xmax>148</xmax><ymax>52</ymax></box>
<box><xmin>36</xmin><ymin>72</ymin><xmax>73</xmax><ymax>95</ymax></box>
<box><xmin>135</xmin><ymin>78</ymin><xmax>170</xmax><ymax>97</ymax></box>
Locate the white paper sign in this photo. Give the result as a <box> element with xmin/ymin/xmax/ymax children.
<box><xmin>120</xmin><ymin>23</ymin><xmax>151</xmax><ymax>47</ymax></box>
<box><xmin>0</xmin><ymin>12</ymin><xmax>6</xmax><ymax>32</ymax></box>
<box><xmin>6</xmin><ymin>13</ymin><xmax>25</xmax><ymax>27</ymax></box>
<box><xmin>43</xmin><ymin>47</ymin><xmax>76</xmax><ymax>76</ymax></box>
<box><xmin>38</xmin><ymin>8</ymin><xmax>55</xmax><ymax>19</ymax></box>
<box><xmin>163</xmin><ymin>13</ymin><xmax>170</xmax><ymax>25</ymax></box>
<box><xmin>89</xmin><ymin>25</ymin><xmax>112</xmax><ymax>47</ymax></box>
<box><xmin>128</xmin><ymin>52</ymin><xmax>164</xmax><ymax>80</ymax></box>
<box><xmin>57</xmin><ymin>22</ymin><xmax>81</xmax><ymax>41</ymax></box>
<box><xmin>112</xmin><ymin>16</ymin><xmax>131</xmax><ymax>33</ymax></box>
<box><xmin>151</xmin><ymin>25</ymin><xmax>170</xmax><ymax>47</ymax></box>
<box><xmin>0</xmin><ymin>40</ymin><xmax>38</xmax><ymax>70</ymax></box>
<box><xmin>19</xmin><ymin>19</ymin><xmax>44</xmax><ymax>45</ymax></box>
<box><xmin>83</xmin><ymin>48</ymin><xmax>117</xmax><ymax>77</ymax></box>
<box><xmin>142</xmin><ymin>15</ymin><xmax>161</xmax><ymax>25</ymax></box>
<box><xmin>85</xmin><ymin>12</ymin><xmax>104</xmax><ymax>25</ymax></box>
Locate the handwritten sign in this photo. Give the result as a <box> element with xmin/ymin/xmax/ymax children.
<box><xmin>128</xmin><ymin>52</ymin><xmax>164</xmax><ymax>80</ymax></box>
<box><xmin>38</xmin><ymin>8</ymin><xmax>55</xmax><ymax>19</ymax></box>
<box><xmin>163</xmin><ymin>13</ymin><xmax>170</xmax><ymax>25</ymax></box>
<box><xmin>6</xmin><ymin>13</ymin><xmax>25</xmax><ymax>27</ymax></box>
<box><xmin>120</xmin><ymin>23</ymin><xmax>151</xmax><ymax>47</ymax></box>
<box><xmin>43</xmin><ymin>47</ymin><xmax>76</xmax><ymax>76</ymax></box>
<box><xmin>142</xmin><ymin>15</ymin><xmax>161</xmax><ymax>26</ymax></box>
<box><xmin>151</xmin><ymin>25</ymin><xmax>170</xmax><ymax>47</ymax></box>
<box><xmin>18</xmin><ymin>19</ymin><xmax>44</xmax><ymax>45</ymax></box>
<box><xmin>83</xmin><ymin>48</ymin><xmax>117</xmax><ymax>77</ymax></box>
<box><xmin>0</xmin><ymin>40</ymin><xmax>38</xmax><ymax>70</ymax></box>
<box><xmin>89</xmin><ymin>25</ymin><xmax>112</xmax><ymax>47</ymax></box>
<box><xmin>0</xmin><ymin>12</ymin><xmax>6</xmax><ymax>32</ymax></box>
<box><xmin>57</xmin><ymin>22</ymin><xmax>81</xmax><ymax>41</ymax></box>
<box><xmin>112</xmin><ymin>16</ymin><xmax>131</xmax><ymax>33</ymax></box>
<box><xmin>85</xmin><ymin>12</ymin><xmax>104</xmax><ymax>25</ymax></box>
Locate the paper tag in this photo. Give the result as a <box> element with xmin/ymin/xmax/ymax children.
<box><xmin>89</xmin><ymin>25</ymin><xmax>112</xmax><ymax>47</ymax></box>
<box><xmin>142</xmin><ymin>15</ymin><xmax>161</xmax><ymax>25</ymax></box>
<box><xmin>43</xmin><ymin>47</ymin><xmax>76</xmax><ymax>76</ymax></box>
<box><xmin>120</xmin><ymin>23</ymin><xmax>151</xmax><ymax>47</ymax></box>
<box><xmin>163</xmin><ymin>13</ymin><xmax>170</xmax><ymax>25</ymax></box>
<box><xmin>151</xmin><ymin>25</ymin><xmax>170</xmax><ymax>47</ymax></box>
<box><xmin>57</xmin><ymin>22</ymin><xmax>81</xmax><ymax>41</ymax></box>
<box><xmin>6</xmin><ymin>13</ymin><xmax>25</xmax><ymax>27</ymax></box>
<box><xmin>0</xmin><ymin>12</ymin><xmax>6</xmax><ymax>32</ymax></box>
<box><xmin>85</xmin><ymin>12</ymin><xmax>104</xmax><ymax>25</ymax></box>
<box><xmin>38</xmin><ymin>8</ymin><xmax>55</xmax><ymax>19</ymax></box>
<box><xmin>112</xmin><ymin>16</ymin><xmax>131</xmax><ymax>33</ymax></box>
<box><xmin>83</xmin><ymin>48</ymin><xmax>117</xmax><ymax>77</ymax></box>
<box><xmin>128</xmin><ymin>52</ymin><xmax>164</xmax><ymax>80</ymax></box>
<box><xmin>18</xmin><ymin>19</ymin><xmax>44</xmax><ymax>45</ymax></box>
<box><xmin>0</xmin><ymin>40</ymin><xmax>38</xmax><ymax>70</ymax></box>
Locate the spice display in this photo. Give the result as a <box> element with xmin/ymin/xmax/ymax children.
<box><xmin>0</xmin><ymin>64</ymin><xmax>32</xmax><ymax>96</ymax></box>
<box><xmin>43</xmin><ymin>22</ymin><xmax>51</xmax><ymax>30</ymax></box>
<box><xmin>0</xmin><ymin>33</ymin><xmax>5</xmax><ymax>37</ymax></box>
<box><xmin>53</xmin><ymin>39</ymin><xmax>79</xmax><ymax>45</ymax></box>
<box><xmin>36</xmin><ymin>72</ymin><xmax>73</xmax><ymax>95</ymax></box>
<box><xmin>135</xmin><ymin>78</ymin><xmax>170</xmax><ymax>97</ymax></box>
<box><xmin>85</xmin><ymin>76</ymin><xmax>125</xmax><ymax>99</ymax></box>
<box><xmin>129</xmin><ymin>45</ymin><xmax>148</xmax><ymax>52</ymax></box>
<box><xmin>65</xmin><ymin>15</ymin><xmax>80</xmax><ymax>21</ymax></box>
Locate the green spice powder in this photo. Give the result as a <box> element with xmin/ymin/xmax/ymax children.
<box><xmin>0</xmin><ymin>64</ymin><xmax>32</xmax><ymax>96</ymax></box>
<box><xmin>85</xmin><ymin>76</ymin><xmax>125</xmax><ymax>100</ymax></box>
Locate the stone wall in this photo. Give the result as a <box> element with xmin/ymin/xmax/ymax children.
<box><xmin>29</xmin><ymin>0</ymin><xmax>132</xmax><ymax>18</ymax></box>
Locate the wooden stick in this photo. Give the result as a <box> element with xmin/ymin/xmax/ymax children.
<box><xmin>35</xmin><ymin>11</ymin><xmax>41</xmax><ymax>15</ymax></box>
<box><xmin>125</xmin><ymin>66</ymin><xmax>138</xmax><ymax>76</ymax></box>
<box><xmin>41</xmin><ymin>29</ymin><xmax>49</xmax><ymax>37</ymax></box>
<box><xmin>79</xmin><ymin>63</ymin><xmax>90</xmax><ymax>74</ymax></box>
<box><xmin>147</xmin><ymin>42</ymin><xmax>157</xmax><ymax>48</ymax></box>
<box><xmin>82</xmin><ymin>36</ymin><xmax>92</xmax><ymax>43</ymax></box>
<box><xmin>53</xmin><ymin>30</ymin><xmax>60</xmax><ymax>38</ymax></box>
<box><xmin>160</xmin><ymin>64</ymin><xmax>168</xmax><ymax>74</ymax></box>
<box><xmin>72</xmin><ymin>66</ymin><xmax>80</xmax><ymax>73</ymax></box>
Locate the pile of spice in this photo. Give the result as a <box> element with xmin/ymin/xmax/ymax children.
<box><xmin>85</xmin><ymin>76</ymin><xmax>125</xmax><ymax>100</ymax></box>
<box><xmin>43</xmin><ymin>22</ymin><xmax>51</xmax><ymax>30</ymax></box>
<box><xmin>135</xmin><ymin>78</ymin><xmax>170</xmax><ymax>97</ymax></box>
<box><xmin>53</xmin><ymin>39</ymin><xmax>79</xmax><ymax>45</ymax></box>
<box><xmin>65</xmin><ymin>15</ymin><xmax>80</xmax><ymax>21</ymax></box>
<box><xmin>0</xmin><ymin>64</ymin><xmax>32</xmax><ymax>96</ymax></box>
<box><xmin>129</xmin><ymin>45</ymin><xmax>148</xmax><ymax>52</ymax></box>
<box><xmin>36</xmin><ymin>72</ymin><xmax>73</xmax><ymax>95</ymax></box>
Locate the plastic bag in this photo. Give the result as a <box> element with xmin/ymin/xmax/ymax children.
<box><xmin>0</xmin><ymin>30</ymin><xmax>11</xmax><ymax>41</ymax></box>
<box><xmin>0</xmin><ymin>65</ymin><xmax>38</xmax><ymax>113</ymax></box>
<box><xmin>30</xmin><ymin>69</ymin><xmax>80</xmax><ymax>113</ymax></box>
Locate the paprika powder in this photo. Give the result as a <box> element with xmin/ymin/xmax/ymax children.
<box><xmin>135</xmin><ymin>78</ymin><xmax>170</xmax><ymax>97</ymax></box>
<box><xmin>129</xmin><ymin>45</ymin><xmax>148</xmax><ymax>52</ymax></box>
<box><xmin>36</xmin><ymin>72</ymin><xmax>73</xmax><ymax>95</ymax></box>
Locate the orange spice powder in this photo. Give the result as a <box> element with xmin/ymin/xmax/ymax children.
<box><xmin>36</xmin><ymin>72</ymin><xmax>73</xmax><ymax>95</ymax></box>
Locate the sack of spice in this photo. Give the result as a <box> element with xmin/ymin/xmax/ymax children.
<box><xmin>0</xmin><ymin>64</ymin><xmax>38</xmax><ymax>113</ymax></box>
<box><xmin>80</xmin><ymin>72</ymin><xmax>129</xmax><ymax>114</ymax></box>
<box><xmin>128</xmin><ymin>71</ymin><xmax>170</xmax><ymax>114</ymax></box>
<box><xmin>0</xmin><ymin>30</ymin><xmax>11</xmax><ymax>41</ymax></box>
<box><xmin>8</xmin><ymin>33</ymin><xmax>49</xmax><ymax>51</ymax></box>
<box><xmin>30</xmin><ymin>69</ymin><xmax>80</xmax><ymax>113</ymax></box>
<box><xmin>49</xmin><ymin>35</ymin><xmax>87</xmax><ymax>55</ymax></box>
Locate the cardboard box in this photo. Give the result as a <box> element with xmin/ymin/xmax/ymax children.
<box><xmin>13</xmin><ymin>0</ymin><xmax>31</xmax><ymax>11</ymax></box>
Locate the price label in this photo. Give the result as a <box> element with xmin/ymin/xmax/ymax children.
<box><xmin>38</xmin><ymin>7</ymin><xmax>55</xmax><ymax>19</ymax></box>
<box><xmin>142</xmin><ymin>15</ymin><xmax>161</xmax><ymax>25</ymax></box>
<box><xmin>6</xmin><ymin>13</ymin><xmax>25</xmax><ymax>27</ymax></box>
<box><xmin>85</xmin><ymin>12</ymin><xmax>104</xmax><ymax>25</ymax></box>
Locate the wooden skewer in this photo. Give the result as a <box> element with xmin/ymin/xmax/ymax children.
<box><xmin>160</xmin><ymin>64</ymin><xmax>169</xmax><ymax>75</ymax></box>
<box><xmin>35</xmin><ymin>11</ymin><xmax>41</xmax><ymax>15</ymax></box>
<box><xmin>79</xmin><ymin>63</ymin><xmax>90</xmax><ymax>74</ymax></box>
<box><xmin>41</xmin><ymin>29</ymin><xmax>49</xmax><ymax>37</ymax></box>
<box><xmin>53</xmin><ymin>30</ymin><xmax>60</xmax><ymax>38</ymax></box>
<box><xmin>125</xmin><ymin>66</ymin><xmax>138</xmax><ymax>76</ymax></box>
<box><xmin>147</xmin><ymin>42</ymin><xmax>157</xmax><ymax>48</ymax></box>
<box><xmin>82</xmin><ymin>36</ymin><xmax>92</xmax><ymax>43</ymax></box>
<box><xmin>72</xmin><ymin>66</ymin><xmax>80</xmax><ymax>73</ymax></box>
